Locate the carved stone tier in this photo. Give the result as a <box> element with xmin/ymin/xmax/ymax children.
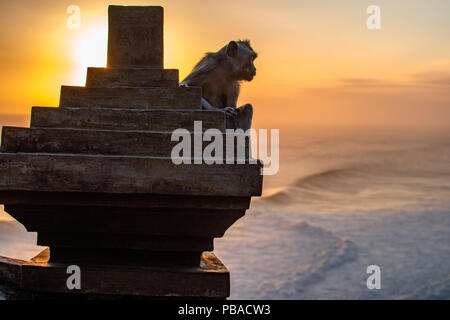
<box><xmin>86</xmin><ymin>67</ymin><xmax>179</xmax><ymax>88</ymax></box>
<box><xmin>30</xmin><ymin>107</ymin><xmax>226</xmax><ymax>132</ymax></box>
<box><xmin>0</xmin><ymin>249</ymin><xmax>229</xmax><ymax>299</ymax></box>
<box><xmin>60</xmin><ymin>86</ymin><xmax>202</xmax><ymax>109</ymax></box>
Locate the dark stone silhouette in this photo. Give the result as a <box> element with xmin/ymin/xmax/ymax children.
<box><xmin>0</xmin><ymin>6</ymin><xmax>262</xmax><ymax>299</ymax></box>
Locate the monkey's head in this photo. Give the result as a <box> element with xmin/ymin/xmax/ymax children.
<box><xmin>224</xmin><ymin>40</ymin><xmax>257</xmax><ymax>82</ymax></box>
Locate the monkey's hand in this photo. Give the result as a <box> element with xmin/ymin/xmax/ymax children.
<box><xmin>223</xmin><ymin>107</ymin><xmax>237</xmax><ymax>117</ymax></box>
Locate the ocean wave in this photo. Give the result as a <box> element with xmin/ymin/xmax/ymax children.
<box><xmin>259</xmin><ymin>166</ymin><xmax>371</xmax><ymax>212</ymax></box>
<box><xmin>259</xmin><ymin>156</ymin><xmax>450</xmax><ymax>214</ymax></box>
<box><xmin>395</xmin><ymin>275</ymin><xmax>450</xmax><ymax>300</ymax></box>
<box><xmin>214</xmin><ymin>208</ymin><xmax>358</xmax><ymax>299</ymax></box>
<box><xmin>292</xmin><ymin>167</ymin><xmax>356</xmax><ymax>187</ymax></box>
<box><xmin>268</xmin><ymin>220</ymin><xmax>358</xmax><ymax>291</ymax></box>
<box><xmin>263</xmin><ymin>166</ymin><xmax>364</xmax><ymax>199</ymax></box>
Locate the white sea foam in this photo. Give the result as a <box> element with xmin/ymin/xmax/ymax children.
<box><xmin>216</xmin><ymin>127</ymin><xmax>450</xmax><ymax>299</ymax></box>
<box><xmin>215</xmin><ymin>206</ymin><xmax>358</xmax><ymax>299</ymax></box>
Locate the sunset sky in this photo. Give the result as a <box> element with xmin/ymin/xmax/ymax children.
<box><xmin>0</xmin><ymin>0</ymin><xmax>449</xmax><ymax>128</ymax></box>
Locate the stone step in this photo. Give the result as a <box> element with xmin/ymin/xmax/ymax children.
<box><xmin>47</xmin><ymin>247</ymin><xmax>203</xmax><ymax>266</ymax></box>
<box><xmin>36</xmin><ymin>233</ymin><xmax>214</xmax><ymax>252</ymax></box>
<box><xmin>7</xmin><ymin>205</ymin><xmax>244</xmax><ymax>237</ymax></box>
<box><xmin>59</xmin><ymin>86</ymin><xmax>201</xmax><ymax>109</ymax></box>
<box><xmin>0</xmin><ymin>249</ymin><xmax>230</xmax><ymax>298</ymax></box>
<box><xmin>0</xmin><ymin>191</ymin><xmax>251</xmax><ymax>210</ymax></box>
<box><xmin>0</xmin><ymin>153</ymin><xmax>263</xmax><ymax>197</ymax></box>
<box><xmin>86</xmin><ymin>67</ymin><xmax>179</xmax><ymax>88</ymax></box>
<box><xmin>1</xmin><ymin>126</ymin><xmax>250</xmax><ymax>157</ymax></box>
<box><xmin>30</xmin><ymin>107</ymin><xmax>225</xmax><ymax>132</ymax></box>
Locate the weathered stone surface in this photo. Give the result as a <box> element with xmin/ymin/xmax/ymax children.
<box><xmin>107</xmin><ymin>6</ymin><xmax>163</xmax><ymax>68</ymax></box>
<box><xmin>30</xmin><ymin>107</ymin><xmax>226</xmax><ymax>132</ymax></box>
<box><xmin>36</xmin><ymin>233</ymin><xmax>214</xmax><ymax>252</ymax></box>
<box><xmin>86</xmin><ymin>67</ymin><xmax>179</xmax><ymax>88</ymax></box>
<box><xmin>6</xmin><ymin>205</ymin><xmax>245</xmax><ymax>237</ymax></box>
<box><xmin>0</xmin><ymin>153</ymin><xmax>263</xmax><ymax>197</ymax></box>
<box><xmin>0</xmin><ymin>256</ymin><xmax>21</xmax><ymax>284</ymax></box>
<box><xmin>47</xmin><ymin>248</ymin><xmax>203</xmax><ymax>266</ymax></box>
<box><xmin>4</xmin><ymin>203</ymin><xmax>246</xmax><ymax>267</ymax></box>
<box><xmin>0</xmin><ymin>191</ymin><xmax>251</xmax><ymax>210</ymax></box>
<box><xmin>1</xmin><ymin>127</ymin><xmax>249</xmax><ymax>157</ymax></box>
<box><xmin>0</xmin><ymin>250</ymin><xmax>230</xmax><ymax>298</ymax></box>
<box><xmin>59</xmin><ymin>86</ymin><xmax>202</xmax><ymax>109</ymax></box>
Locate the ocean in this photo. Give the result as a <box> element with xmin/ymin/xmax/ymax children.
<box><xmin>1</xmin><ymin>125</ymin><xmax>449</xmax><ymax>299</ymax></box>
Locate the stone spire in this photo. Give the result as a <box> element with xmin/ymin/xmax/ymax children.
<box><xmin>107</xmin><ymin>6</ymin><xmax>163</xmax><ymax>68</ymax></box>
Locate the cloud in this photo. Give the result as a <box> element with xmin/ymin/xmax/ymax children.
<box><xmin>316</xmin><ymin>78</ymin><xmax>412</xmax><ymax>91</ymax></box>
<box><xmin>338</xmin><ymin>78</ymin><xmax>388</xmax><ymax>88</ymax></box>
<box><xmin>336</xmin><ymin>78</ymin><xmax>415</xmax><ymax>91</ymax></box>
<box><xmin>411</xmin><ymin>72</ymin><xmax>450</xmax><ymax>87</ymax></box>
<box><xmin>332</xmin><ymin>72</ymin><xmax>450</xmax><ymax>91</ymax></box>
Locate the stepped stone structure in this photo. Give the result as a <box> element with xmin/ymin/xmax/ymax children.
<box><xmin>0</xmin><ymin>6</ymin><xmax>263</xmax><ymax>299</ymax></box>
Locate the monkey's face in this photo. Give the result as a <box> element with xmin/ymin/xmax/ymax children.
<box><xmin>240</xmin><ymin>55</ymin><xmax>257</xmax><ymax>81</ymax></box>
<box><xmin>235</xmin><ymin>48</ymin><xmax>257</xmax><ymax>81</ymax></box>
<box><xmin>227</xmin><ymin>41</ymin><xmax>257</xmax><ymax>81</ymax></box>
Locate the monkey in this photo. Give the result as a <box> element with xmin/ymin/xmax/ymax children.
<box><xmin>181</xmin><ymin>40</ymin><xmax>257</xmax><ymax>131</ymax></box>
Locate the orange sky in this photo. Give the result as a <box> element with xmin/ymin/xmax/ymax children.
<box><xmin>0</xmin><ymin>0</ymin><xmax>449</xmax><ymax>129</ymax></box>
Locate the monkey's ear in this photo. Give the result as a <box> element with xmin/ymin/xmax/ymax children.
<box><xmin>226</xmin><ymin>41</ymin><xmax>238</xmax><ymax>57</ymax></box>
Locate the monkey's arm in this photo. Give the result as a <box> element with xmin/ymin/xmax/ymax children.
<box><xmin>201</xmin><ymin>98</ymin><xmax>237</xmax><ymax>116</ymax></box>
<box><xmin>201</xmin><ymin>98</ymin><xmax>216</xmax><ymax>110</ymax></box>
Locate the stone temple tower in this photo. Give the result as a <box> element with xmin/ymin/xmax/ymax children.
<box><xmin>0</xmin><ymin>6</ymin><xmax>262</xmax><ymax>299</ymax></box>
